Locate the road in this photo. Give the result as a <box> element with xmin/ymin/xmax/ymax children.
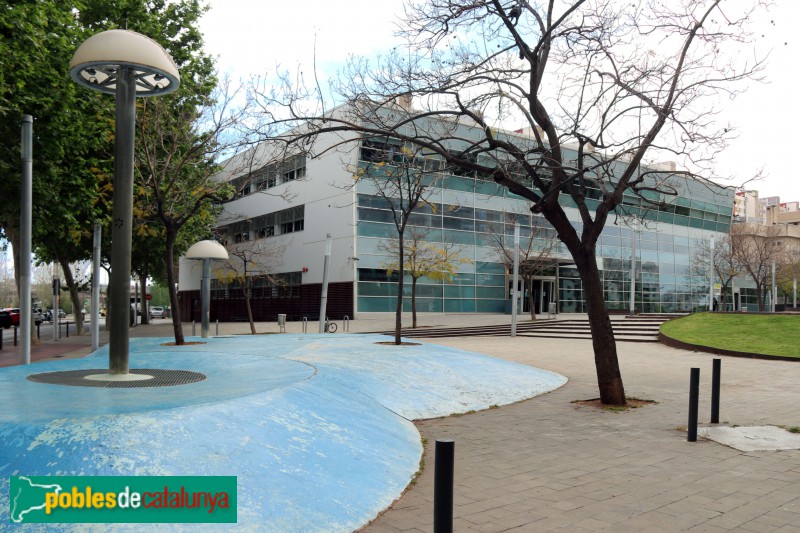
<box><xmin>0</xmin><ymin>317</ymin><xmax>107</xmax><ymax>346</ymax></box>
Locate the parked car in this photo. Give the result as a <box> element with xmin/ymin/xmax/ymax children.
<box><xmin>44</xmin><ymin>309</ymin><xmax>66</xmax><ymax>322</ymax></box>
<box><xmin>0</xmin><ymin>308</ymin><xmax>40</xmax><ymax>327</ymax></box>
<box><xmin>149</xmin><ymin>306</ymin><xmax>165</xmax><ymax>319</ymax></box>
<box><xmin>0</xmin><ymin>309</ymin><xmax>11</xmax><ymax>329</ymax></box>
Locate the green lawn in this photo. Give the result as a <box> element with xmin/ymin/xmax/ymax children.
<box><xmin>660</xmin><ymin>313</ymin><xmax>800</xmax><ymax>358</ymax></box>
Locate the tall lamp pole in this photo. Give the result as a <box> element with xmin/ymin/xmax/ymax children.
<box><xmin>185</xmin><ymin>240</ymin><xmax>229</xmax><ymax>338</ymax></box>
<box><xmin>70</xmin><ymin>30</ymin><xmax>179</xmax><ymax>375</ymax></box>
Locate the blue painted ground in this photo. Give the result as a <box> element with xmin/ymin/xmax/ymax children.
<box><xmin>0</xmin><ymin>334</ymin><xmax>567</xmax><ymax>532</ymax></box>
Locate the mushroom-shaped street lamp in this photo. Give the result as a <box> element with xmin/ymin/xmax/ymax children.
<box><xmin>186</xmin><ymin>240</ymin><xmax>229</xmax><ymax>338</ymax></box>
<box><xmin>70</xmin><ymin>30</ymin><xmax>179</xmax><ymax>375</ymax></box>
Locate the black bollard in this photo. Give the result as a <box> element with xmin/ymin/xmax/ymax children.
<box><xmin>65</xmin><ymin>321</ymin><xmax>69</xmax><ymax>338</ymax></box>
<box><xmin>0</xmin><ymin>328</ymin><xmax>3</xmax><ymax>350</ymax></box>
<box><xmin>711</xmin><ymin>359</ymin><xmax>721</xmax><ymax>424</ymax></box>
<box><xmin>14</xmin><ymin>325</ymin><xmax>17</xmax><ymax>346</ymax></box>
<box><xmin>434</xmin><ymin>439</ymin><xmax>455</xmax><ymax>533</ymax></box>
<box><xmin>688</xmin><ymin>368</ymin><xmax>700</xmax><ymax>442</ymax></box>
<box><xmin>36</xmin><ymin>322</ymin><xmax>40</xmax><ymax>340</ymax></box>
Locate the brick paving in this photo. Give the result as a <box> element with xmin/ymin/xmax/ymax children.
<box><xmin>363</xmin><ymin>336</ymin><xmax>800</xmax><ymax>532</ymax></box>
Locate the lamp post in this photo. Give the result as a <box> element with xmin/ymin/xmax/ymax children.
<box><xmin>70</xmin><ymin>30</ymin><xmax>179</xmax><ymax>375</ymax></box>
<box><xmin>185</xmin><ymin>240</ymin><xmax>229</xmax><ymax>338</ymax></box>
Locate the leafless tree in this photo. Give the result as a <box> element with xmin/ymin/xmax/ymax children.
<box><xmin>692</xmin><ymin>234</ymin><xmax>742</xmax><ymax>311</ymax></box>
<box><xmin>215</xmin><ymin>237</ymin><xmax>287</xmax><ymax>334</ymax></box>
<box><xmin>251</xmin><ymin>0</ymin><xmax>767</xmax><ymax>404</ymax></box>
<box><xmin>354</xmin><ymin>144</ymin><xmax>444</xmax><ymax>343</ymax></box>
<box><xmin>489</xmin><ymin>212</ymin><xmax>559</xmax><ymax>320</ymax></box>
<box><xmin>731</xmin><ymin>223</ymin><xmax>785</xmax><ymax>311</ymax></box>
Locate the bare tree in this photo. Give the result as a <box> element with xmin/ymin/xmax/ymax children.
<box><xmin>355</xmin><ymin>143</ymin><xmax>444</xmax><ymax>343</ymax></box>
<box><xmin>731</xmin><ymin>223</ymin><xmax>785</xmax><ymax>311</ymax></box>
<box><xmin>382</xmin><ymin>228</ymin><xmax>471</xmax><ymax>328</ymax></box>
<box><xmin>215</xmin><ymin>237</ymin><xmax>287</xmax><ymax>334</ymax></box>
<box><xmin>252</xmin><ymin>1</ymin><xmax>766</xmax><ymax>404</ymax></box>
<box><xmin>489</xmin><ymin>213</ymin><xmax>559</xmax><ymax>320</ymax></box>
<box><xmin>693</xmin><ymin>234</ymin><xmax>742</xmax><ymax>311</ymax></box>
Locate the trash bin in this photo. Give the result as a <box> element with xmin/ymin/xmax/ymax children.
<box><xmin>277</xmin><ymin>313</ymin><xmax>287</xmax><ymax>333</ymax></box>
<box><xmin>548</xmin><ymin>302</ymin><xmax>557</xmax><ymax>317</ymax></box>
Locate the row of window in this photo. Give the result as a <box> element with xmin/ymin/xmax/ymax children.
<box><xmin>230</xmin><ymin>154</ymin><xmax>306</xmax><ymax>200</ymax></box>
<box><xmin>356</xmin><ymin>151</ymin><xmax>733</xmax><ymax>232</ymax></box>
<box><xmin>217</xmin><ymin>205</ymin><xmax>305</xmax><ymax>244</ymax></box>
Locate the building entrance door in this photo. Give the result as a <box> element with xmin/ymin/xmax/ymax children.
<box><xmin>531</xmin><ymin>279</ymin><xmax>556</xmax><ymax>314</ymax></box>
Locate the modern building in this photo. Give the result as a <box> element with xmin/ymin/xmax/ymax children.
<box><xmin>178</xmin><ymin>108</ymin><xmax>737</xmax><ymax>320</ymax></box>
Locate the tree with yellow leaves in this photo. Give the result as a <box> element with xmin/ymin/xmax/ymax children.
<box><xmin>384</xmin><ymin>229</ymin><xmax>471</xmax><ymax>328</ymax></box>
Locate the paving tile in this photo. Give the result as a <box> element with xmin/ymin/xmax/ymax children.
<box><xmin>362</xmin><ymin>334</ymin><xmax>800</xmax><ymax>533</ymax></box>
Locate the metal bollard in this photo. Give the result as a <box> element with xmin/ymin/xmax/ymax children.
<box><xmin>37</xmin><ymin>323</ymin><xmax>40</xmax><ymax>340</ymax></box>
<box><xmin>711</xmin><ymin>359</ymin><xmax>721</xmax><ymax>424</ymax></box>
<box><xmin>216</xmin><ymin>319</ymin><xmax>219</xmax><ymax>336</ymax></box>
<box><xmin>434</xmin><ymin>439</ymin><xmax>455</xmax><ymax>533</ymax></box>
<box><xmin>302</xmin><ymin>317</ymin><xmax>308</xmax><ymax>334</ymax></box>
<box><xmin>343</xmin><ymin>315</ymin><xmax>350</xmax><ymax>332</ymax></box>
<box><xmin>688</xmin><ymin>368</ymin><xmax>700</xmax><ymax>442</ymax></box>
<box><xmin>65</xmin><ymin>321</ymin><xmax>69</xmax><ymax>338</ymax></box>
<box><xmin>0</xmin><ymin>329</ymin><xmax>3</xmax><ymax>350</ymax></box>
<box><xmin>14</xmin><ymin>326</ymin><xmax>18</xmax><ymax>346</ymax></box>
<box><xmin>192</xmin><ymin>320</ymin><xmax>196</xmax><ymax>336</ymax></box>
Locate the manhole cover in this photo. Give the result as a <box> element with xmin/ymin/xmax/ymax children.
<box><xmin>27</xmin><ymin>369</ymin><xmax>206</xmax><ymax>388</ymax></box>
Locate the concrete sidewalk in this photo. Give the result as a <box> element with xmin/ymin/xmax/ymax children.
<box><xmin>363</xmin><ymin>336</ymin><xmax>800</xmax><ymax>532</ymax></box>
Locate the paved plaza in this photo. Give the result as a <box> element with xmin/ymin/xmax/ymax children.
<box><xmin>2</xmin><ymin>314</ymin><xmax>800</xmax><ymax>531</ymax></box>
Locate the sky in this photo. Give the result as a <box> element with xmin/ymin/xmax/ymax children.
<box><xmin>199</xmin><ymin>0</ymin><xmax>799</xmax><ymax>202</ymax></box>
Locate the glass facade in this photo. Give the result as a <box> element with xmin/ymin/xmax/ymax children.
<box><xmin>355</xmin><ymin>166</ymin><xmax>736</xmax><ymax>314</ymax></box>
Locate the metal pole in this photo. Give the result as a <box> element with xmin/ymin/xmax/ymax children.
<box><xmin>132</xmin><ymin>276</ymin><xmax>139</xmax><ymax>328</ymax></box>
<box><xmin>711</xmin><ymin>358</ymin><xmax>721</xmax><ymax>424</ymax></box>
<box><xmin>511</xmin><ymin>222</ymin><xmax>520</xmax><ymax>337</ymax></box>
<box><xmin>433</xmin><ymin>439</ymin><xmax>455</xmax><ymax>533</ymax></box>
<box><xmin>794</xmin><ymin>278</ymin><xmax>797</xmax><ymax>309</ymax></box>
<box><xmin>629</xmin><ymin>225</ymin><xmax>637</xmax><ymax>316</ymax></box>
<box><xmin>52</xmin><ymin>276</ymin><xmax>59</xmax><ymax>341</ymax></box>
<box><xmin>318</xmin><ymin>234</ymin><xmax>332</xmax><ymax>333</ymax></box>
<box><xmin>709</xmin><ymin>238</ymin><xmax>715</xmax><ymax>312</ymax></box>
<box><xmin>201</xmin><ymin>258</ymin><xmax>211</xmax><ymax>338</ymax></box>
<box><xmin>108</xmin><ymin>67</ymin><xmax>136</xmax><ymax>374</ymax></box>
<box><xmin>688</xmin><ymin>368</ymin><xmax>700</xmax><ymax>442</ymax></box>
<box><xmin>91</xmin><ymin>221</ymin><xmax>101</xmax><ymax>351</ymax></box>
<box><xmin>20</xmin><ymin>115</ymin><xmax>33</xmax><ymax>365</ymax></box>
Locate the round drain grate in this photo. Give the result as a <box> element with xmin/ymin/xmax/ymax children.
<box><xmin>27</xmin><ymin>369</ymin><xmax>207</xmax><ymax>388</ymax></box>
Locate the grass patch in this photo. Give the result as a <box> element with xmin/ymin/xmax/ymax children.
<box><xmin>660</xmin><ymin>313</ymin><xmax>800</xmax><ymax>358</ymax></box>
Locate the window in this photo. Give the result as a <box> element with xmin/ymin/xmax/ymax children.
<box><xmin>219</xmin><ymin>206</ymin><xmax>303</xmax><ymax>240</ymax></box>
<box><xmin>226</xmin><ymin>154</ymin><xmax>307</xmax><ymax>202</ymax></box>
<box><xmin>277</xmin><ymin>205</ymin><xmax>305</xmax><ymax>235</ymax></box>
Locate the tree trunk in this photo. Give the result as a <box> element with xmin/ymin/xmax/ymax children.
<box><xmin>139</xmin><ymin>272</ymin><xmax>149</xmax><ymax>325</ymax></box>
<box><xmin>58</xmin><ymin>256</ymin><xmax>84</xmax><ymax>336</ymax></box>
<box><xmin>411</xmin><ymin>276</ymin><xmax>418</xmax><ymax>328</ymax></box>
<box><xmin>755</xmin><ymin>281</ymin><xmax>764</xmax><ymax>312</ymax></box>
<box><xmin>577</xmin><ymin>248</ymin><xmax>627</xmax><ymax>405</ymax></box>
<box><xmin>244</xmin><ymin>277</ymin><xmax>256</xmax><ymax>334</ymax></box>
<box><xmin>164</xmin><ymin>230</ymin><xmax>184</xmax><ymax>345</ymax></box>
<box><xmin>394</xmin><ymin>231</ymin><xmax>404</xmax><ymax>345</ymax></box>
<box><xmin>527</xmin><ymin>278</ymin><xmax>536</xmax><ymax>321</ymax></box>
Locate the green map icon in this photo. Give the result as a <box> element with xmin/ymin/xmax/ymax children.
<box><xmin>10</xmin><ymin>476</ymin><xmax>63</xmax><ymax>523</ymax></box>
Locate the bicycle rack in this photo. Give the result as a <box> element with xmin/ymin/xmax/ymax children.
<box><xmin>302</xmin><ymin>317</ymin><xmax>308</xmax><ymax>333</ymax></box>
<box><xmin>343</xmin><ymin>315</ymin><xmax>350</xmax><ymax>332</ymax></box>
